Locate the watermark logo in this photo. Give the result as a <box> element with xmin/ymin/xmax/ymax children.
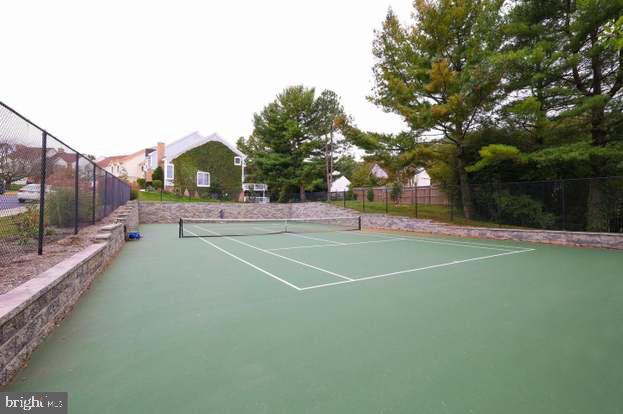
<box><xmin>0</xmin><ymin>393</ymin><xmax>67</xmax><ymax>413</ymax></box>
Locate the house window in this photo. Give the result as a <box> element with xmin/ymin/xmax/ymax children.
<box><xmin>234</xmin><ymin>156</ymin><xmax>242</xmax><ymax>166</ymax></box>
<box><xmin>166</xmin><ymin>163</ymin><xmax>174</xmax><ymax>179</ymax></box>
<box><xmin>196</xmin><ymin>171</ymin><xmax>210</xmax><ymax>187</ymax></box>
<box><xmin>147</xmin><ymin>151</ymin><xmax>157</xmax><ymax>169</ymax></box>
<box><xmin>165</xmin><ymin>161</ymin><xmax>174</xmax><ymax>186</ymax></box>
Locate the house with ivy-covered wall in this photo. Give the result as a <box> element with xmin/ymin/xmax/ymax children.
<box><xmin>162</xmin><ymin>131</ymin><xmax>245</xmax><ymax>200</ymax></box>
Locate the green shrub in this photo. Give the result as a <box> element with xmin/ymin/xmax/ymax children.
<box><xmin>152</xmin><ymin>180</ymin><xmax>163</xmax><ymax>189</ymax></box>
<box><xmin>130</xmin><ymin>188</ymin><xmax>139</xmax><ymax>200</ymax></box>
<box><xmin>152</xmin><ymin>166</ymin><xmax>164</xmax><ymax>182</ymax></box>
<box><xmin>278</xmin><ymin>189</ymin><xmax>289</xmax><ymax>203</ymax></box>
<box><xmin>497</xmin><ymin>192</ymin><xmax>556</xmax><ymax>228</ymax></box>
<box><xmin>367</xmin><ymin>188</ymin><xmax>374</xmax><ymax>202</ymax></box>
<box><xmin>136</xmin><ymin>178</ymin><xmax>146</xmax><ymax>189</ymax></box>
<box><xmin>14</xmin><ymin>206</ymin><xmax>39</xmax><ymax>244</ymax></box>
<box><xmin>390</xmin><ymin>182</ymin><xmax>403</xmax><ymax>203</ymax></box>
<box><xmin>46</xmin><ymin>188</ymin><xmax>76</xmax><ymax>228</ymax></box>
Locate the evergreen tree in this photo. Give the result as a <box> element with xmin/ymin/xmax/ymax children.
<box><xmin>369</xmin><ymin>1</ymin><xmax>506</xmax><ymax>218</ymax></box>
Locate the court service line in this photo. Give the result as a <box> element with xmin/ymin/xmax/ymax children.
<box><xmin>194</xmin><ymin>225</ymin><xmax>354</xmax><ymax>281</ymax></box>
<box><xmin>184</xmin><ymin>229</ymin><xmax>302</xmax><ymax>291</ymax></box>
<box><xmin>299</xmin><ymin>248</ymin><xmax>536</xmax><ymax>291</ymax></box>
<box><xmin>267</xmin><ymin>237</ymin><xmax>408</xmax><ymax>251</ymax></box>
<box><xmin>286</xmin><ymin>232</ymin><xmax>348</xmax><ymax>245</ymax></box>
<box><xmin>350</xmin><ymin>231</ymin><xmax>523</xmax><ymax>252</ymax></box>
<box><xmin>251</xmin><ymin>227</ymin><xmax>345</xmax><ymax>246</ymax></box>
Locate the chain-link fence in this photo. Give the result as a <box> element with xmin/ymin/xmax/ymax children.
<box><xmin>0</xmin><ymin>102</ymin><xmax>131</xmax><ymax>258</ymax></box>
<box><xmin>326</xmin><ymin>185</ymin><xmax>453</xmax><ymax>223</ymax></box>
<box><xmin>324</xmin><ymin>178</ymin><xmax>623</xmax><ymax>234</ymax></box>
<box><xmin>465</xmin><ymin>177</ymin><xmax>623</xmax><ymax>233</ymax></box>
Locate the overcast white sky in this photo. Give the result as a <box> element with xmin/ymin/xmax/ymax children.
<box><xmin>1</xmin><ymin>0</ymin><xmax>412</xmax><ymax>157</ymax></box>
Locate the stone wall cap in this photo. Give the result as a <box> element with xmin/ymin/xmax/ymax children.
<box><xmin>0</xmin><ymin>243</ymin><xmax>105</xmax><ymax>325</ymax></box>
<box><xmin>95</xmin><ymin>233</ymin><xmax>111</xmax><ymax>241</ymax></box>
<box><xmin>100</xmin><ymin>223</ymin><xmax>124</xmax><ymax>232</ymax></box>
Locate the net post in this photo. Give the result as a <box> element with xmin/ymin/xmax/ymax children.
<box><xmin>385</xmin><ymin>187</ymin><xmax>389</xmax><ymax>214</ymax></box>
<box><xmin>37</xmin><ymin>131</ymin><xmax>48</xmax><ymax>255</ymax></box>
<box><xmin>179</xmin><ymin>218</ymin><xmax>183</xmax><ymax>238</ymax></box>
<box><xmin>358</xmin><ymin>216</ymin><xmax>362</xmax><ymax>231</ymax></box>
<box><xmin>343</xmin><ymin>190</ymin><xmax>346</xmax><ymax>208</ymax></box>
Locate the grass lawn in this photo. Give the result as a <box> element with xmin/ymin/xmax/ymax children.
<box><xmin>137</xmin><ymin>191</ymin><xmax>231</xmax><ymax>203</ymax></box>
<box><xmin>329</xmin><ymin>200</ymin><xmax>510</xmax><ymax>228</ymax></box>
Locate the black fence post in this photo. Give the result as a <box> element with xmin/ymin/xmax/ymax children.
<box><xmin>449</xmin><ymin>187</ymin><xmax>454</xmax><ymax>222</ymax></box>
<box><xmin>92</xmin><ymin>164</ymin><xmax>96</xmax><ymax>224</ymax></box>
<box><xmin>362</xmin><ymin>189</ymin><xmax>365</xmax><ymax>212</ymax></box>
<box><xmin>104</xmin><ymin>172</ymin><xmax>108</xmax><ymax>216</ymax></box>
<box><xmin>415</xmin><ymin>186</ymin><xmax>418</xmax><ymax>218</ymax></box>
<box><xmin>343</xmin><ymin>190</ymin><xmax>346</xmax><ymax>208</ymax></box>
<box><xmin>385</xmin><ymin>187</ymin><xmax>389</xmax><ymax>214</ymax></box>
<box><xmin>561</xmin><ymin>179</ymin><xmax>566</xmax><ymax>230</ymax></box>
<box><xmin>495</xmin><ymin>181</ymin><xmax>502</xmax><ymax>225</ymax></box>
<box><xmin>37</xmin><ymin>131</ymin><xmax>48</xmax><ymax>255</ymax></box>
<box><xmin>74</xmin><ymin>153</ymin><xmax>80</xmax><ymax>235</ymax></box>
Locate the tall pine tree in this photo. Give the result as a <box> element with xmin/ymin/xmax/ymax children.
<box><xmin>370</xmin><ymin>0</ymin><xmax>506</xmax><ymax>218</ymax></box>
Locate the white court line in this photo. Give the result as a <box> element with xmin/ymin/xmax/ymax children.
<box><xmin>299</xmin><ymin>248</ymin><xmax>536</xmax><ymax>291</ymax></box>
<box><xmin>287</xmin><ymin>232</ymin><xmax>348</xmax><ymax>245</ymax></box>
<box><xmin>184</xmin><ymin>226</ymin><xmax>535</xmax><ymax>292</ymax></box>
<box><xmin>184</xmin><ymin>229</ymin><xmax>302</xmax><ymax>291</ymax></box>
<box><xmin>267</xmin><ymin>237</ymin><xmax>408</xmax><ymax>251</ymax></box>
<box><xmin>195</xmin><ymin>225</ymin><xmax>354</xmax><ymax>281</ymax></box>
<box><xmin>349</xmin><ymin>230</ymin><xmax>524</xmax><ymax>252</ymax></box>
<box><xmin>251</xmin><ymin>226</ymin><xmax>345</xmax><ymax>246</ymax></box>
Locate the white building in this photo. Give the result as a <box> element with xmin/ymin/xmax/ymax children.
<box><xmin>370</xmin><ymin>163</ymin><xmax>389</xmax><ymax>179</ymax></box>
<box><xmin>407</xmin><ymin>168</ymin><xmax>431</xmax><ymax>187</ymax></box>
<box><xmin>330</xmin><ymin>176</ymin><xmax>351</xmax><ymax>192</ymax></box>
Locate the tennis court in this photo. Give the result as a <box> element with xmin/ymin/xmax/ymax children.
<box><xmin>7</xmin><ymin>218</ymin><xmax>623</xmax><ymax>413</ymax></box>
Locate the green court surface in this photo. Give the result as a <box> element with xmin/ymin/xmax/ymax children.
<box><xmin>7</xmin><ymin>224</ymin><xmax>623</xmax><ymax>413</ymax></box>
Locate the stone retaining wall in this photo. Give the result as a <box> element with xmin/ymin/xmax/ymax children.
<box><xmin>0</xmin><ymin>223</ymin><xmax>127</xmax><ymax>387</ymax></box>
<box><xmin>138</xmin><ymin>201</ymin><xmax>350</xmax><ymax>223</ymax></box>
<box><xmin>112</xmin><ymin>200</ymin><xmax>139</xmax><ymax>231</ymax></box>
<box><xmin>362</xmin><ymin>214</ymin><xmax>623</xmax><ymax>250</ymax></box>
<box><xmin>137</xmin><ymin>201</ymin><xmax>623</xmax><ymax>249</ymax></box>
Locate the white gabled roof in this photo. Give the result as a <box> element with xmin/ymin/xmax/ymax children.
<box><xmin>165</xmin><ymin>131</ymin><xmax>246</xmax><ymax>162</ymax></box>
<box><xmin>370</xmin><ymin>163</ymin><xmax>388</xmax><ymax>179</ymax></box>
<box><xmin>330</xmin><ymin>176</ymin><xmax>351</xmax><ymax>192</ymax></box>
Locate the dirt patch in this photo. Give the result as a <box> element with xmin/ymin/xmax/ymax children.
<box><xmin>0</xmin><ymin>218</ymin><xmax>120</xmax><ymax>295</ymax></box>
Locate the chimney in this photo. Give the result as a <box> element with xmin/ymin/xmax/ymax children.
<box><xmin>157</xmin><ymin>142</ymin><xmax>165</xmax><ymax>168</ymax></box>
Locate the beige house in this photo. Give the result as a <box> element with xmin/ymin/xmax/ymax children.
<box><xmin>97</xmin><ymin>143</ymin><xmax>165</xmax><ymax>184</ymax></box>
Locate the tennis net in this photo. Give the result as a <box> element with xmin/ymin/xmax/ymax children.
<box><xmin>179</xmin><ymin>216</ymin><xmax>361</xmax><ymax>238</ymax></box>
